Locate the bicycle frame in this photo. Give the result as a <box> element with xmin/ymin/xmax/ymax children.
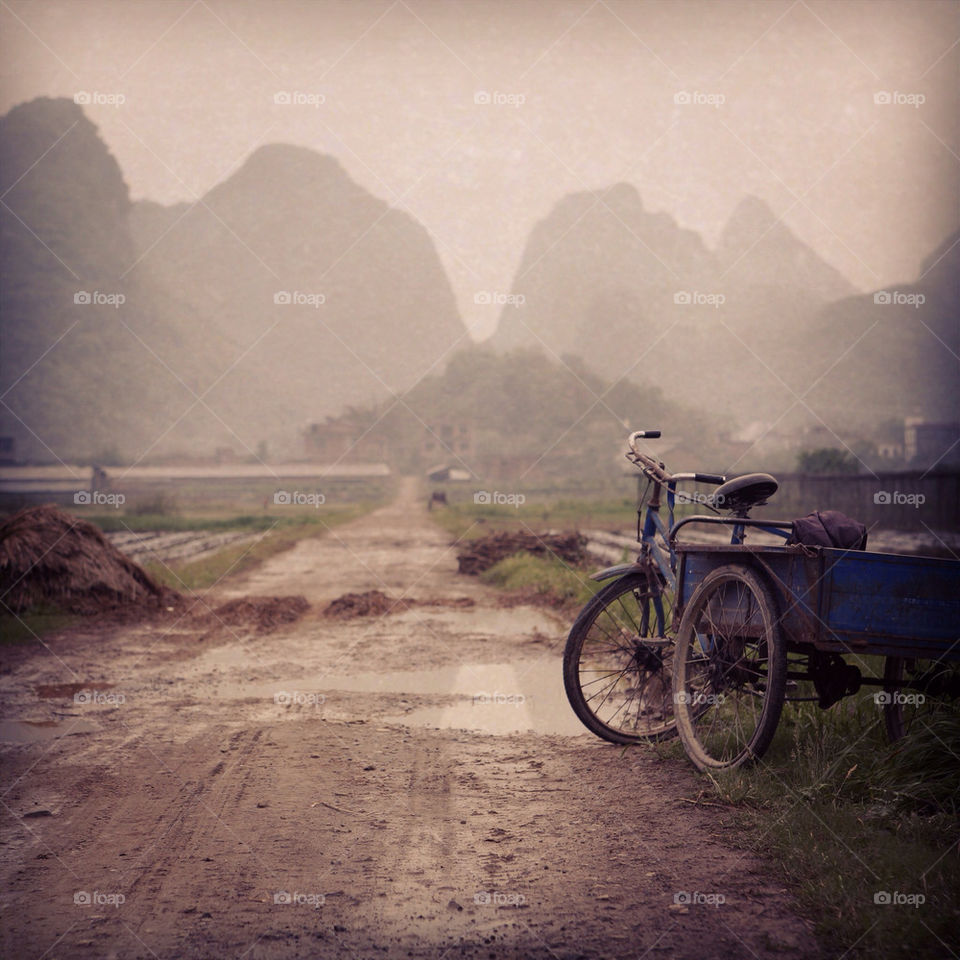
<box><xmin>590</xmin><ymin>457</ymin><xmax>794</xmax><ymax>640</ymax></box>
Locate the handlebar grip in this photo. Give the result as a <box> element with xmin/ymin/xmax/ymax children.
<box><xmin>695</xmin><ymin>473</ymin><xmax>726</xmax><ymax>485</ymax></box>
<box><xmin>634</xmin><ymin>430</ymin><xmax>660</xmax><ymax>439</ymax></box>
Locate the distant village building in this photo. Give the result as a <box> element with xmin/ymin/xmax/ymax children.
<box><xmin>304</xmin><ymin>419</ymin><xmax>389</xmax><ymax>463</ymax></box>
<box><xmin>425</xmin><ymin>465</ymin><xmax>471</xmax><ymax>483</ymax></box>
<box><xmin>904</xmin><ymin>418</ymin><xmax>960</xmax><ymax>468</ymax></box>
<box><xmin>876</xmin><ymin>441</ymin><xmax>904</xmax><ymax>460</ymax></box>
<box><xmin>421</xmin><ymin>423</ymin><xmax>474</xmax><ymax>461</ymax></box>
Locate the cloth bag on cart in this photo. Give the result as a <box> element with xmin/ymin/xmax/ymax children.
<box><xmin>786</xmin><ymin>509</ymin><xmax>868</xmax><ymax>551</ymax></box>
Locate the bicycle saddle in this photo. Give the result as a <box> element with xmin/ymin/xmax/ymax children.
<box><xmin>713</xmin><ymin>473</ymin><xmax>778</xmax><ymax>514</ymax></box>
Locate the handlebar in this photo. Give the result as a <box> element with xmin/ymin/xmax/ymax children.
<box><xmin>626</xmin><ymin>430</ymin><xmax>726</xmax><ymax>487</ymax></box>
<box><xmin>628</xmin><ymin>430</ymin><xmax>660</xmax><ymax>452</ymax></box>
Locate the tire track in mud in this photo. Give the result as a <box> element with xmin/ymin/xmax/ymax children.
<box><xmin>1</xmin><ymin>479</ymin><xmax>820</xmax><ymax>959</ymax></box>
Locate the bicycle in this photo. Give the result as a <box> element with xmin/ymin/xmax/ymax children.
<box><xmin>563</xmin><ymin>428</ymin><xmax>786</xmax><ymax>743</ymax></box>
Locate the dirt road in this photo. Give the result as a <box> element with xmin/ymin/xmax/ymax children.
<box><xmin>1</xmin><ymin>480</ymin><xmax>817</xmax><ymax>959</ymax></box>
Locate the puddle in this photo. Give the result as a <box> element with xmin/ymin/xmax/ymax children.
<box><xmin>209</xmin><ymin>660</ymin><xmax>589</xmax><ymax>736</ymax></box>
<box><xmin>387</xmin><ymin>661</ymin><xmax>589</xmax><ymax>736</ymax></box>
<box><xmin>0</xmin><ymin>719</ymin><xmax>97</xmax><ymax>744</ymax></box>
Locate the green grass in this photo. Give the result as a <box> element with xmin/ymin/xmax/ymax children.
<box><xmin>89</xmin><ymin>511</ymin><xmax>284</xmax><ymax>533</ymax></box>
<box><xmin>0</xmin><ymin>606</ymin><xmax>78</xmax><ymax>645</ymax></box>
<box><xmin>478</xmin><ymin>552</ymin><xmax>601</xmax><ymax>608</ymax></box>
<box><xmin>433</xmin><ymin>495</ymin><xmax>638</xmax><ymax>541</ymax></box>
<box><xmin>657</xmin><ymin>685</ymin><xmax>960</xmax><ymax>959</ymax></box>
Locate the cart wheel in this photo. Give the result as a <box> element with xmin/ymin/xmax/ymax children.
<box><xmin>883</xmin><ymin>656</ymin><xmax>960</xmax><ymax>742</ymax></box>
<box><xmin>672</xmin><ymin>564</ymin><xmax>787</xmax><ymax>770</ymax></box>
<box><xmin>563</xmin><ymin>571</ymin><xmax>677</xmax><ymax>743</ymax></box>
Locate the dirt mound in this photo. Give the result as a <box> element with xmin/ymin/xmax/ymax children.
<box><xmin>0</xmin><ymin>504</ymin><xmax>175</xmax><ymax>615</ymax></box>
<box><xmin>324</xmin><ymin>590</ymin><xmax>414</xmax><ymax>618</ymax></box>
<box><xmin>456</xmin><ymin>531</ymin><xmax>588</xmax><ymax>575</ymax></box>
<box><xmin>206</xmin><ymin>596</ymin><xmax>310</xmax><ymax>632</ymax></box>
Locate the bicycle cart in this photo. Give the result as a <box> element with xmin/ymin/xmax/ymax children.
<box><xmin>672</xmin><ymin>538</ymin><xmax>960</xmax><ymax>769</ymax></box>
<box><xmin>563</xmin><ymin>429</ymin><xmax>960</xmax><ymax>769</ymax></box>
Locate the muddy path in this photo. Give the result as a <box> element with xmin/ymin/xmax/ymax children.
<box><xmin>1</xmin><ymin>479</ymin><xmax>817</xmax><ymax>958</ymax></box>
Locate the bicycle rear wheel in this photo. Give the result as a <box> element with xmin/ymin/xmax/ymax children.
<box><xmin>563</xmin><ymin>570</ymin><xmax>677</xmax><ymax>743</ymax></box>
<box><xmin>673</xmin><ymin>565</ymin><xmax>786</xmax><ymax>770</ymax></box>
<box><xmin>883</xmin><ymin>656</ymin><xmax>960</xmax><ymax>742</ymax></box>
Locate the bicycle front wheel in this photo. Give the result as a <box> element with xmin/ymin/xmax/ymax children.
<box><xmin>563</xmin><ymin>571</ymin><xmax>677</xmax><ymax>743</ymax></box>
<box><xmin>673</xmin><ymin>565</ymin><xmax>786</xmax><ymax>770</ymax></box>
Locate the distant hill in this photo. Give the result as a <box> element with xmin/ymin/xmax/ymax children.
<box><xmin>0</xmin><ymin>97</ymin><xmax>220</xmax><ymax>465</ymax></box>
<box><xmin>805</xmin><ymin>228</ymin><xmax>960</xmax><ymax>426</ymax></box>
<box><xmin>310</xmin><ymin>345</ymin><xmax>713</xmax><ymax>483</ymax></box>
<box><xmin>490</xmin><ymin>187</ymin><xmax>903</xmax><ymax>428</ymax></box>
<box><xmin>1</xmin><ymin>98</ymin><xmax>465</xmax><ymax>463</ymax></box>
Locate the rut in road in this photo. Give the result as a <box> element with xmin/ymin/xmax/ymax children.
<box><xmin>0</xmin><ymin>478</ymin><xmax>817</xmax><ymax>959</ymax></box>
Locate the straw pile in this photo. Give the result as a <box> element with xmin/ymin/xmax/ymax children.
<box><xmin>0</xmin><ymin>504</ymin><xmax>173</xmax><ymax>614</ymax></box>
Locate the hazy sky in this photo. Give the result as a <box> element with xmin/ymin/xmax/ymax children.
<box><xmin>2</xmin><ymin>0</ymin><xmax>958</xmax><ymax>338</ymax></box>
